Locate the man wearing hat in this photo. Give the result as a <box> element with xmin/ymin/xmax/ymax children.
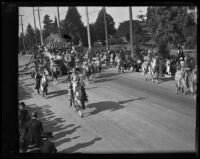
<box><xmin>182</xmin><ymin>55</ymin><xmax>191</xmax><ymax>88</ymax></box>
<box><xmin>18</xmin><ymin>102</ymin><xmax>30</xmax><ymax>129</ymax></box>
<box><xmin>24</xmin><ymin>111</ymin><xmax>43</xmax><ymax>146</ymax></box>
<box><xmin>40</xmin><ymin>132</ymin><xmax>57</xmax><ymax>153</ymax></box>
<box><xmin>35</xmin><ymin>71</ymin><xmax>42</xmax><ymax>94</ymax></box>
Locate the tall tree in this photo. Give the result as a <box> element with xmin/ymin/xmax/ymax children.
<box><xmin>94</xmin><ymin>8</ymin><xmax>116</xmax><ymax>44</ymax></box>
<box><xmin>146</xmin><ymin>6</ymin><xmax>197</xmax><ymax>51</ymax></box>
<box><xmin>42</xmin><ymin>14</ymin><xmax>54</xmax><ymax>40</ymax></box>
<box><xmin>61</xmin><ymin>7</ymin><xmax>86</xmax><ymax>45</ymax></box>
<box><xmin>24</xmin><ymin>24</ymin><xmax>35</xmax><ymax>50</ymax></box>
<box><xmin>117</xmin><ymin>20</ymin><xmax>150</xmax><ymax>46</ymax></box>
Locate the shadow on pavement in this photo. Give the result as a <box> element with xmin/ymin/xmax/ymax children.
<box><xmin>60</xmin><ymin>137</ymin><xmax>102</xmax><ymax>153</ymax></box>
<box><xmin>118</xmin><ymin>97</ymin><xmax>145</xmax><ymax>105</ymax></box>
<box><xmin>21</xmin><ymin>83</ymin><xmax>35</xmax><ymax>87</ymax></box>
<box><xmin>53</xmin><ymin>126</ymin><xmax>81</xmax><ymax>141</ymax></box>
<box><xmin>86</xmin><ymin>101</ymin><xmax>125</xmax><ymax>115</ymax></box>
<box><xmin>86</xmin><ymin>87</ymin><xmax>98</xmax><ymax>90</ymax></box>
<box><xmin>100</xmin><ymin>72</ymin><xmax>118</xmax><ymax>78</ymax></box>
<box><xmin>54</xmin><ymin>136</ymin><xmax>81</xmax><ymax>148</ymax></box>
<box><xmin>157</xmin><ymin>77</ymin><xmax>174</xmax><ymax>84</ymax></box>
<box><xmin>47</xmin><ymin>89</ymin><xmax>68</xmax><ymax>99</ymax></box>
<box><xmin>94</xmin><ymin>78</ymin><xmax>117</xmax><ymax>83</ymax></box>
<box><xmin>53</xmin><ymin>126</ymin><xmax>82</xmax><ymax>147</ymax></box>
<box><xmin>18</xmin><ymin>84</ymin><xmax>34</xmax><ymax>101</ymax></box>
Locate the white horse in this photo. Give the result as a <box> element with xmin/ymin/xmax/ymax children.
<box><xmin>174</xmin><ymin>65</ymin><xmax>185</xmax><ymax>94</ymax></box>
<box><xmin>142</xmin><ymin>56</ymin><xmax>158</xmax><ymax>83</ymax></box>
<box><xmin>141</xmin><ymin>61</ymin><xmax>149</xmax><ymax>81</ymax></box>
<box><xmin>149</xmin><ymin>57</ymin><xmax>158</xmax><ymax>83</ymax></box>
<box><xmin>40</xmin><ymin>75</ymin><xmax>48</xmax><ymax>98</ymax></box>
<box><xmin>175</xmin><ymin>64</ymin><xmax>197</xmax><ymax>96</ymax></box>
<box><xmin>166</xmin><ymin>59</ymin><xmax>171</xmax><ymax>75</ymax></box>
<box><xmin>116</xmin><ymin>57</ymin><xmax>124</xmax><ymax>74</ymax></box>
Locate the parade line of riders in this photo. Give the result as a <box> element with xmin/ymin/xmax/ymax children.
<box><xmin>28</xmin><ymin>45</ymin><xmax>197</xmax><ymax>107</ymax></box>
<box><xmin>19</xmin><ymin>46</ymin><xmax>197</xmax><ymax>153</ymax></box>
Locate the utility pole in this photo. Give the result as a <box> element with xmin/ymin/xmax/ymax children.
<box><xmin>19</xmin><ymin>15</ymin><xmax>26</xmax><ymax>51</ymax></box>
<box><xmin>35</xmin><ymin>7</ymin><xmax>43</xmax><ymax>46</ymax></box>
<box><xmin>85</xmin><ymin>7</ymin><xmax>91</xmax><ymax>50</ymax></box>
<box><xmin>103</xmin><ymin>6</ymin><xmax>109</xmax><ymax>52</ymax></box>
<box><xmin>57</xmin><ymin>6</ymin><xmax>61</xmax><ymax>35</ymax></box>
<box><xmin>32</xmin><ymin>7</ymin><xmax>37</xmax><ymax>46</ymax></box>
<box><xmin>129</xmin><ymin>7</ymin><xmax>134</xmax><ymax>58</ymax></box>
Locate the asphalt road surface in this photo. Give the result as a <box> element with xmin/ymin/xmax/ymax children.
<box><xmin>18</xmin><ymin>55</ymin><xmax>196</xmax><ymax>153</ymax></box>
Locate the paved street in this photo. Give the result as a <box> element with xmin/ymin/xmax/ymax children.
<box><xmin>18</xmin><ymin>55</ymin><xmax>196</xmax><ymax>153</ymax></box>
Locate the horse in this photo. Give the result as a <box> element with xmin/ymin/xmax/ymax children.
<box><xmin>116</xmin><ymin>57</ymin><xmax>124</xmax><ymax>74</ymax></box>
<box><xmin>148</xmin><ymin>56</ymin><xmax>159</xmax><ymax>83</ymax></box>
<box><xmin>183</xmin><ymin>67</ymin><xmax>197</xmax><ymax>95</ymax></box>
<box><xmin>82</xmin><ymin>62</ymin><xmax>91</xmax><ymax>84</ymax></box>
<box><xmin>141</xmin><ymin>55</ymin><xmax>158</xmax><ymax>83</ymax></box>
<box><xmin>175</xmin><ymin>64</ymin><xmax>197</xmax><ymax>95</ymax></box>
<box><xmin>50</xmin><ymin>60</ymin><xmax>60</xmax><ymax>83</ymax></box>
<box><xmin>166</xmin><ymin>59</ymin><xmax>171</xmax><ymax>75</ymax></box>
<box><xmin>92</xmin><ymin>60</ymin><xmax>102</xmax><ymax>78</ymax></box>
<box><xmin>174</xmin><ymin>64</ymin><xmax>185</xmax><ymax>94</ymax></box>
<box><xmin>141</xmin><ymin>60</ymin><xmax>149</xmax><ymax>81</ymax></box>
<box><xmin>40</xmin><ymin>75</ymin><xmax>48</xmax><ymax>98</ymax></box>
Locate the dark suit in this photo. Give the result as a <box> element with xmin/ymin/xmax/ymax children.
<box><xmin>35</xmin><ymin>73</ymin><xmax>42</xmax><ymax>93</ymax></box>
<box><xmin>25</xmin><ymin>118</ymin><xmax>43</xmax><ymax>146</ymax></box>
<box><xmin>40</xmin><ymin>140</ymin><xmax>57</xmax><ymax>153</ymax></box>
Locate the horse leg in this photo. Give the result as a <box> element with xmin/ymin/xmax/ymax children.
<box><xmin>176</xmin><ymin>82</ymin><xmax>179</xmax><ymax>94</ymax></box>
<box><xmin>150</xmin><ymin>71</ymin><xmax>154</xmax><ymax>83</ymax></box>
<box><xmin>78</xmin><ymin>104</ymin><xmax>83</xmax><ymax>117</ymax></box>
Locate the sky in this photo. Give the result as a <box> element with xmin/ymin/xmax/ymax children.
<box><xmin>19</xmin><ymin>6</ymin><xmax>147</xmax><ymax>36</ymax></box>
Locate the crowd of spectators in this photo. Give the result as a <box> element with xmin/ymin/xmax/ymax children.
<box><xmin>18</xmin><ymin>102</ymin><xmax>57</xmax><ymax>153</ymax></box>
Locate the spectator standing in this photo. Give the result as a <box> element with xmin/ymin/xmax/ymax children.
<box><xmin>25</xmin><ymin>111</ymin><xmax>43</xmax><ymax>146</ymax></box>
<box><xmin>40</xmin><ymin>132</ymin><xmax>57</xmax><ymax>153</ymax></box>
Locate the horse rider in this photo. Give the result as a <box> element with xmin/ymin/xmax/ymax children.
<box><xmin>77</xmin><ymin>77</ymin><xmax>88</xmax><ymax>109</ymax></box>
<box><xmin>41</xmin><ymin>73</ymin><xmax>48</xmax><ymax>97</ymax></box>
<box><xmin>50</xmin><ymin>58</ymin><xmax>58</xmax><ymax>84</ymax></box>
<box><xmin>35</xmin><ymin>71</ymin><xmax>42</xmax><ymax>94</ymax></box>
<box><xmin>181</xmin><ymin>55</ymin><xmax>191</xmax><ymax>88</ymax></box>
<box><xmin>70</xmin><ymin>68</ymin><xmax>80</xmax><ymax>93</ymax></box>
